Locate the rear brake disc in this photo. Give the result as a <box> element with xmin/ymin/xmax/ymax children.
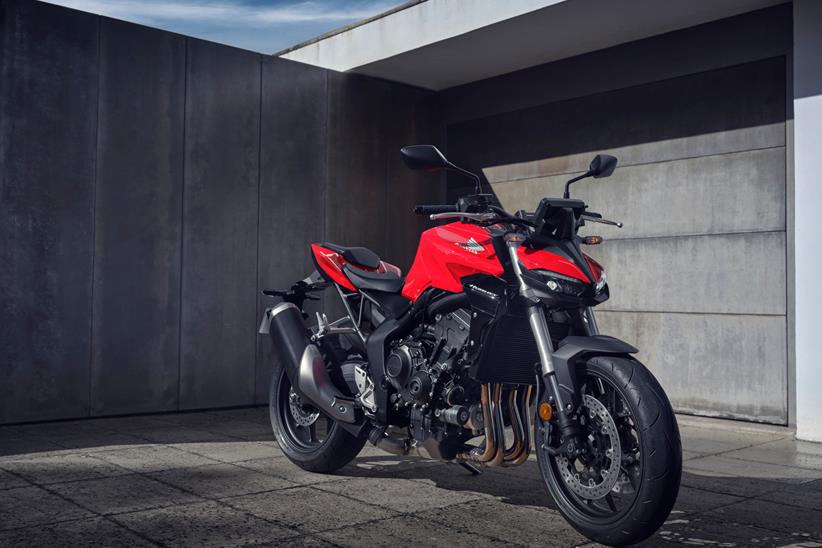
<box><xmin>288</xmin><ymin>388</ymin><xmax>320</xmax><ymax>427</ymax></box>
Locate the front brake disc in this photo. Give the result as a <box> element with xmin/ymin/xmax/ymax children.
<box><xmin>556</xmin><ymin>394</ymin><xmax>622</xmax><ymax>500</ymax></box>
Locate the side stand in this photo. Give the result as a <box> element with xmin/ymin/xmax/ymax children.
<box><xmin>459</xmin><ymin>461</ymin><xmax>482</xmax><ymax>475</ymax></box>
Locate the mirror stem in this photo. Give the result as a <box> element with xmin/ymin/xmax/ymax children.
<box><xmin>563</xmin><ymin>171</ymin><xmax>591</xmax><ymax>199</ymax></box>
<box><xmin>447</xmin><ymin>162</ymin><xmax>483</xmax><ymax>195</ymax></box>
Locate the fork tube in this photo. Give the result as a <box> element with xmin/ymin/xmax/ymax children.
<box><xmin>583</xmin><ymin>307</ymin><xmax>600</xmax><ymax>336</ymax></box>
<box><xmin>526</xmin><ymin>304</ymin><xmax>556</xmax><ymax>376</ymax></box>
<box><xmin>526</xmin><ymin>304</ymin><xmax>570</xmax><ymax>414</ymax></box>
<box><xmin>506</xmin><ymin>234</ymin><xmax>571</xmax><ymax>417</ymax></box>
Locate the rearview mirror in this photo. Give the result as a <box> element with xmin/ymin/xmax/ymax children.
<box><xmin>400</xmin><ymin>145</ymin><xmax>483</xmax><ymax>194</ymax></box>
<box><xmin>400</xmin><ymin>145</ymin><xmax>450</xmax><ymax>171</ymax></box>
<box><xmin>564</xmin><ymin>153</ymin><xmax>619</xmax><ymax>198</ymax></box>
<box><xmin>589</xmin><ymin>154</ymin><xmax>618</xmax><ymax>178</ymax></box>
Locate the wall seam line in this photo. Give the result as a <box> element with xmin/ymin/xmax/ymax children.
<box><xmin>326</xmin><ymin>73</ymin><xmax>330</xmax><ymax>311</ymax></box>
<box><xmin>589</xmin><ymin>228</ymin><xmax>786</xmax><ymax>243</ymax></box>
<box><xmin>384</xmin><ymin>97</ymin><xmax>389</xmax><ymax>258</ymax></box>
<box><xmin>487</xmin><ymin>143</ymin><xmax>788</xmax><ymax>184</ymax></box>
<box><xmin>597</xmin><ymin>310</ymin><xmax>787</xmax><ymax>318</ymax></box>
<box><xmin>254</xmin><ymin>55</ymin><xmax>263</xmax><ymax>404</ymax></box>
<box><xmin>88</xmin><ymin>15</ymin><xmax>102</xmax><ymax>418</ymax></box>
<box><xmin>324</xmin><ymin>73</ymin><xmax>330</xmax><ymax>249</ymax></box>
<box><xmin>177</xmin><ymin>37</ymin><xmax>189</xmax><ymax>412</ymax></box>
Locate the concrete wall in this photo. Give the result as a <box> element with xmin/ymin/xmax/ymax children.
<box><xmin>91</xmin><ymin>19</ymin><xmax>186</xmax><ymax>417</ymax></box>
<box><xmin>0</xmin><ymin>1</ymin><xmax>98</xmax><ymax>423</ymax></box>
<box><xmin>0</xmin><ymin>0</ymin><xmax>437</xmax><ymax>424</ymax></box>
<box><xmin>439</xmin><ymin>6</ymin><xmax>792</xmax><ymax>423</ymax></box>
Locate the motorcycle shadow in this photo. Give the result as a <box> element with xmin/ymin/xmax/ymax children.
<box><xmin>342</xmin><ymin>452</ymin><xmax>822</xmax><ymax>546</ymax></box>
<box><xmin>342</xmin><ymin>453</ymin><xmax>560</xmax><ymax>509</ymax></box>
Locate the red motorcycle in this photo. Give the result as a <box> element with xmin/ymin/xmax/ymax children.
<box><xmin>260</xmin><ymin>145</ymin><xmax>681</xmax><ymax>546</ymax></box>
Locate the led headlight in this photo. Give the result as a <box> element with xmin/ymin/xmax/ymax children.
<box><xmin>533</xmin><ymin>270</ymin><xmax>588</xmax><ymax>297</ymax></box>
<box><xmin>595</xmin><ymin>271</ymin><xmax>606</xmax><ymax>293</ymax></box>
<box><xmin>584</xmin><ymin>255</ymin><xmax>606</xmax><ymax>295</ymax></box>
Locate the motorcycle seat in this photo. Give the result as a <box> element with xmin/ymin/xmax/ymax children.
<box><xmin>321</xmin><ymin>242</ymin><xmax>381</xmax><ymax>269</ymax></box>
<box><xmin>342</xmin><ymin>264</ymin><xmax>404</xmax><ymax>293</ymax></box>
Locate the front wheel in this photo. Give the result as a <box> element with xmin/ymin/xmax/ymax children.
<box><xmin>536</xmin><ymin>356</ymin><xmax>682</xmax><ymax>547</ymax></box>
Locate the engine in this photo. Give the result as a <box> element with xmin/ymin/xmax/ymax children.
<box><xmin>380</xmin><ymin>308</ymin><xmax>481</xmax><ymax>459</ymax></box>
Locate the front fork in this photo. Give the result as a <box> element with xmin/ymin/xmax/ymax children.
<box><xmin>505</xmin><ymin>234</ymin><xmax>584</xmax><ymax>445</ymax></box>
<box><xmin>582</xmin><ymin>306</ymin><xmax>600</xmax><ymax>336</ymax></box>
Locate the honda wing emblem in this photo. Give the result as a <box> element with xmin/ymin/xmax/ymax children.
<box><xmin>456</xmin><ymin>237</ymin><xmax>485</xmax><ymax>254</ymax></box>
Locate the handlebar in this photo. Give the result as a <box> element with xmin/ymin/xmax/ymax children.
<box><xmin>415</xmin><ymin>200</ymin><xmax>619</xmax><ymax>230</ymax></box>
<box><xmin>413</xmin><ymin>204</ymin><xmax>454</xmax><ymax>215</ymax></box>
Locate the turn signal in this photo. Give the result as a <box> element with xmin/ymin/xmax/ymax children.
<box><xmin>582</xmin><ymin>235</ymin><xmax>603</xmax><ymax>245</ymax></box>
<box><xmin>538</xmin><ymin>402</ymin><xmax>553</xmax><ymax>421</ymax></box>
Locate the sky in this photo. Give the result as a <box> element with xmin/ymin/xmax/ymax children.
<box><xmin>42</xmin><ymin>0</ymin><xmax>405</xmax><ymax>54</ymax></box>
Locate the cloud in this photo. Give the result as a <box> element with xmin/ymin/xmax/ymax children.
<box><xmin>43</xmin><ymin>0</ymin><xmax>400</xmax><ymax>27</ymax></box>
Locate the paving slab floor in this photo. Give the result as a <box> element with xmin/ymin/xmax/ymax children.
<box><xmin>1</xmin><ymin>408</ymin><xmax>821</xmax><ymax>547</ymax></box>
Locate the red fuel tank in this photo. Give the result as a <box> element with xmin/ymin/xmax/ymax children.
<box><xmin>402</xmin><ymin>223</ymin><xmax>503</xmax><ymax>300</ymax></box>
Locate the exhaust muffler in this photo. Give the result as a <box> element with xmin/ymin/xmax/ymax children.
<box><xmin>260</xmin><ymin>302</ymin><xmax>358</xmax><ymax>424</ymax></box>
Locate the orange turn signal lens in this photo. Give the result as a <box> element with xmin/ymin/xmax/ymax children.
<box><xmin>538</xmin><ymin>402</ymin><xmax>553</xmax><ymax>421</ymax></box>
<box><xmin>582</xmin><ymin>235</ymin><xmax>603</xmax><ymax>245</ymax></box>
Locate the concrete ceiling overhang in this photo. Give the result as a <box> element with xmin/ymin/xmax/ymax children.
<box><xmin>279</xmin><ymin>0</ymin><xmax>787</xmax><ymax>91</ymax></box>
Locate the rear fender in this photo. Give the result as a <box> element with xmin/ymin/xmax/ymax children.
<box><xmin>549</xmin><ymin>335</ymin><xmax>638</xmax><ymax>409</ymax></box>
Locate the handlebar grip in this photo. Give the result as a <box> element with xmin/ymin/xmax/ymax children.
<box><xmin>413</xmin><ymin>204</ymin><xmax>455</xmax><ymax>215</ymax></box>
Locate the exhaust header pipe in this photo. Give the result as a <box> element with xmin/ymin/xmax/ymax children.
<box><xmin>260</xmin><ymin>303</ymin><xmax>358</xmax><ymax>424</ymax></box>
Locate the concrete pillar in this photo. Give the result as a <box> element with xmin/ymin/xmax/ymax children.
<box><xmin>793</xmin><ymin>0</ymin><xmax>822</xmax><ymax>442</ymax></box>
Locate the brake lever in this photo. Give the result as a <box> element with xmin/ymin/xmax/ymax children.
<box><xmin>582</xmin><ymin>216</ymin><xmax>623</xmax><ymax>228</ymax></box>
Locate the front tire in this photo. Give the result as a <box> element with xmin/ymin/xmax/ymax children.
<box><xmin>536</xmin><ymin>356</ymin><xmax>682</xmax><ymax>546</ymax></box>
<box><xmin>269</xmin><ymin>366</ymin><xmax>365</xmax><ymax>473</ymax></box>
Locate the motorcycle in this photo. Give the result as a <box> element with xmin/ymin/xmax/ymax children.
<box><xmin>259</xmin><ymin>145</ymin><xmax>682</xmax><ymax>546</ymax></box>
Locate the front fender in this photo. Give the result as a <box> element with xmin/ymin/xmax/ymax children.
<box><xmin>549</xmin><ymin>335</ymin><xmax>638</xmax><ymax>409</ymax></box>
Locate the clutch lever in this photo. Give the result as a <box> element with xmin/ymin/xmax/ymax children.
<box><xmin>430</xmin><ymin>211</ymin><xmax>534</xmax><ymax>226</ymax></box>
<box><xmin>429</xmin><ymin>212</ymin><xmax>498</xmax><ymax>222</ymax></box>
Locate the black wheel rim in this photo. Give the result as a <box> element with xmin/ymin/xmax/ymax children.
<box><xmin>276</xmin><ymin>369</ymin><xmax>336</xmax><ymax>452</ymax></box>
<box><xmin>539</xmin><ymin>370</ymin><xmax>644</xmax><ymax>520</ymax></box>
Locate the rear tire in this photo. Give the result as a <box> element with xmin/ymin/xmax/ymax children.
<box><xmin>536</xmin><ymin>356</ymin><xmax>681</xmax><ymax>546</ymax></box>
<box><xmin>269</xmin><ymin>366</ymin><xmax>365</xmax><ymax>473</ymax></box>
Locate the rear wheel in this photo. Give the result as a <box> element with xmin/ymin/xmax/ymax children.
<box><xmin>269</xmin><ymin>366</ymin><xmax>365</xmax><ymax>473</ymax></box>
<box><xmin>536</xmin><ymin>356</ymin><xmax>681</xmax><ymax>546</ymax></box>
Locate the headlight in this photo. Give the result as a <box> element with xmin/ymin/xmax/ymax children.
<box><xmin>584</xmin><ymin>255</ymin><xmax>606</xmax><ymax>294</ymax></box>
<box><xmin>595</xmin><ymin>271</ymin><xmax>606</xmax><ymax>293</ymax></box>
<box><xmin>533</xmin><ymin>270</ymin><xmax>588</xmax><ymax>297</ymax></box>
